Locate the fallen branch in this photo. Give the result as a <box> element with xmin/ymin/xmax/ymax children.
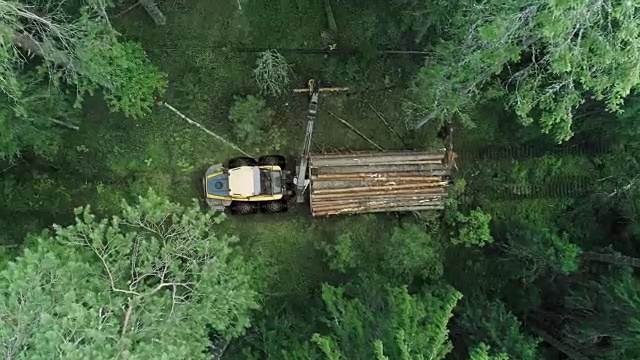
<box><xmin>414</xmin><ymin>112</ymin><xmax>436</xmax><ymax>130</ymax></box>
<box><xmin>121</xmin><ymin>303</ymin><xmax>133</xmax><ymax>337</ymax></box>
<box><xmin>159</xmin><ymin>101</ymin><xmax>253</xmax><ymax>158</ymax></box>
<box><xmin>382</xmin><ymin>50</ymin><xmax>430</xmax><ymax>55</ymax></box>
<box><xmin>529</xmin><ymin>326</ymin><xmax>588</xmax><ymax>360</ymax></box>
<box><xmin>326</xmin><ymin>110</ymin><xmax>384</xmax><ymax>151</ymax></box>
<box><xmin>582</xmin><ymin>252</ymin><xmax>640</xmax><ymax>268</ymax></box>
<box><xmin>0</xmin><ymin>163</ymin><xmax>18</xmax><ymax>173</ymax></box>
<box><xmin>114</xmin><ymin>1</ymin><xmax>141</xmax><ymax>18</ymax></box>
<box><xmin>51</xmin><ymin>118</ymin><xmax>79</xmax><ymax>130</ymax></box>
<box><xmin>367</xmin><ymin>103</ymin><xmax>406</xmax><ymax>146</ymax></box>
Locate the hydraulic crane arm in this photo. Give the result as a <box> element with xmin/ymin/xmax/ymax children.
<box><xmin>295</xmin><ymin>80</ymin><xmax>321</xmax><ymax>203</ymax></box>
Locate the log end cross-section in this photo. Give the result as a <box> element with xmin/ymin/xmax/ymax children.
<box><xmin>309</xmin><ymin>151</ymin><xmax>452</xmax><ymax>216</ymax></box>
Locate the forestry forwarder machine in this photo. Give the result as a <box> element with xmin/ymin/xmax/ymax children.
<box><xmin>203</xmin><ymin>79</ymin><xmax>328</xmax><ymax>215</ymax></box>
<box><xmin>203</xmin><ymin>80</ymin><xmax>454</xmax><ymax>216</ymax></box>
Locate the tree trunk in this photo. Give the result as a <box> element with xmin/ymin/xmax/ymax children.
<box><xmin>324</xmin><ymin>0</ymin><xmax>338</xmax><ymax>35</ymax></box>
<box><xmin>13</xmin><ymin>33</ymin><xmax>69</xmax><ymax>64</ymax></box>
<box><xmin>529</xmin><ymin>327</ymin><xmax>588</xmax><ymax>360</ymax></box>
<box><xmin>582</xmin><ymin>252</ymin><xmax>640</xmax><ymax>268</ymax></box>
<box><xmin>139</xmin><ymin>0</ymin><xmax>166</xmax><ymax>25</ymax></box>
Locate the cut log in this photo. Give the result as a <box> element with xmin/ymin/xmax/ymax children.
<box><xmin>315</xmin><ymin>164</ymin><xmax>449</xmax><ymax>175</ymax></box>
<box><xmin>313</xmin><ymin>179</ymin><xmax>447</xmax><ymax>190</ymax></box>
<box><xmin>313</xmin><ymin>205</ymin><xmax>445</xmax><ymax>216</ymax></box>
<box><xmin>314</xmin><ymin>198</ymin><xmax>444</xmax><ymax>210</ymax></box>
<box><xmin>313</xmin><ymin>173</ymin><xmax>443</xmax><ymax>180</ymax></box>
<box><xmin>313</xmin><ymin>197</ymin><xmax>444</xmax><ymax>209</ymax></box>
<box><xmin>311</xmin><ymin>151</ymin><xmax>445</xmax><ymax>159</ymax></box>
<box><xmin>311</xmin><ymin>173</ymin><xmax>442</xmax><ymax>184</ymax></box>
<box><xmin>313</xmin><ymin>202</ymin><xmax>444</xmax><ymax>214</ymax></box>
<box><xmin>313</xmin><ymin>182</ymin><xmax>448</xmax><ymax>194</ymax></box>
<box><xmin>312</xmin><ymin>194</ymin><xmax>445</xmax><ymax>205</ymax></box>
<box><xmin>313</xmin><ymin>159</ymin><xmax>443</xmax><ymax>167</ymax></box>
<box><xmin>311</xmin><ymin>153</ymin><xmax>445</xmax><ymax>167</ymax></box>
<box><xmin>312</xmin><ymin>189</ymin><xmax>447</xmax><ymax>200</ymax></box>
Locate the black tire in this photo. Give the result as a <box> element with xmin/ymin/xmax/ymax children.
<box><xmin>262</xmin><ymin>200</ymin><xmax>287</xmax><ymax>213</ymax></box>
<box><xmin>230</xmin><ymin>201</ymin><xmax>259</xmax><ymax>215</ymax></box>
<box><xmin>228</xmin><ymin>157</ymin><xmax>257</xmax><ymax>169</ymax></box>
<box><xmin>258</xmin><ymin>155</ymin><xmax>286</xmax><ymax>168</ymax></box>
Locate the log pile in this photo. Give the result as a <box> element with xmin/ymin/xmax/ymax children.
<box><xmin>309</xmin><ymin>151</ymin><xmax>450</xmax><ymax>216</ymax></box>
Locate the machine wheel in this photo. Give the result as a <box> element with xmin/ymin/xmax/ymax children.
<box><xmin>228</xmin><ymin>157</ymin><xmax>257</xmax><ymax>169</ymax></box>
<box><xmin>262</xmin><ymin>200</ymin><xmax>287</xmax><ymax>213</ymax></box>
<box><xmin>258</xmin><ymin>155</ymin><xmax>286</xmax><ymax>169</ymax></box>
<box><xmin>230</xmin><ymin>201</ymin><xmax>259</xmax><ymax>215</ymax></box>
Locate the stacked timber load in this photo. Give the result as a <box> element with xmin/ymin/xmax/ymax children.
<box><xmin>309</xmin><ymin>151</ymin><xmax>450</xmax><ymax>216</ymax></box>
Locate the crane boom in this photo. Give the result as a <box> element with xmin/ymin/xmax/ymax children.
<box><xmin>295</xmin><ymin>81</ymin><xmax>321</xmax><ymax>203</ymax></box>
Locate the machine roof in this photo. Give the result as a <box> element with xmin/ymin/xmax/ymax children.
<box><xmin>229</xmin><ymin>166</ymin><xmax>261</xmax><ymax>197</ymax></box>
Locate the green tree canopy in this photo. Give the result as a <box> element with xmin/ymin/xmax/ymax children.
<box><xmin>562</xmin><ymin>268</ymin><xmax>640</xmax><ymax>359</ymax></box>
<box><xmin>459</xmin><ymin>299</ymin><xmax>542</xmax><ymax>360</ymax></box>
<box><xmin>0</xmin><ymin>191</ymin><xmax>259</xmax><ymax>359</ymax></box>
<box><xmin>0</xmin><ymin>0</ymin><xmax>167</xmax><ymax>159</ymax></box>
<box><xmin>468</xmin><ymin>343</ymin><xmax>509</xmax><ymax>360</ymax></box>
<box><xmin>449</xmin><ymin>208</ymin><xmax>494</xmax><ymax>248</ymax></box>
<box><xmin>312</xmin><ymin>279</ymin><xmax>462</xmax><ymax>360</ymax></box>
<box><xmin>502</xmin><ymin>226</ymin><xmax>581</xmax><ymax>282</ymax></box>
<box><xmin>289</xmin><ymin>277</ymin><xmax>462</xmax><ymax>360</ymax></box>
<box><xmin>409</xmin><ymin>0</ymin><xmax>640</xmax><ymax>141</ymax></box>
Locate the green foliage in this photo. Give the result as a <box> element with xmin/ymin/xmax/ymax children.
<box><xmin>5</xmin><ymin>2</ymin><xmax>640</xmax><ymax>360</ymax></box>
<box><xmin>55</xmin><ymin>6</ymin><xmax>168</xmax><ymax>118</ymax></box>
<box><xmin>228</xmin><ymin>94</ymin><xmax>284</xmax><ymax>152</ymax></box>
<box><xmin>0</xmin><ymin>0</ymin><xmax>166</xmax><ymax>159</ymax></box>
<box><xmin>228</xmin><ymin>95</ymin><xmax>272</xmax><ymax>143</ymax></box>
<box><xmin>468</xmin><ymin>343</ymin><xmax>509</xmax><ymax>360</ymax></box>
<box><xmin>562</xmin><ymin>268</ymin><xmax>640</xmax><ymax>360</ymax></box>
<box><xmin>459</xmin><ymin>299</ymin><xmax>542</xmax><ymax>360</ymax></box>
<box><xmin>410</xmin><ymin>0</ymin><xmax>640</xmax><ymax>141</ymax></box>
<box><xmin>317</xmin><ymin>232</ymin><xmax>358</xmax><ymax>273</ymax></box>
<box><xmin>254</xmin><ymin>50</ymin><xmax>291</xmax><ymax>97</ymax></box>
<box><xmin>450</xmin><ymin>209</ymin><xmax>494</xmax><ymax>247</ymax></box>
<box><xmin>0</xmin><ymin>75</ymin><xmax>78</xmax><ymax>159</ymax></box>
<box><xmin>384</xmin><ymin>223</ymin><xmax>444</xmax><ymax>281</ymax></box>
<box><xmin>0</xmin><ymin>190</ymin><xmax>260</xmax><ymax>358</ymax></box>
<box><xmin>503</xmin><ymin>226</ymin><xmax>581</xmax><ymax>282</ymax></box>
<box><xmin>307</xmin><ymin>278</ymin><xmax>462</xmax><ymax>360</ymax></box>
<box><xmin>316</xmin><ymin>216</ymin><xmax>444</xmax><ymax>283</ymax></box>
<box><xmin>95</xmin><ymin>42</ymin><xmax>168</xmax><ymax>118</ymax></box>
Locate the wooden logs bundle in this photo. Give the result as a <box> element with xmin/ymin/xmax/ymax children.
<box><xmin>309</xmin><ymin>151</ymin><xmax>451</xmax><ymax>216</ymax></box>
